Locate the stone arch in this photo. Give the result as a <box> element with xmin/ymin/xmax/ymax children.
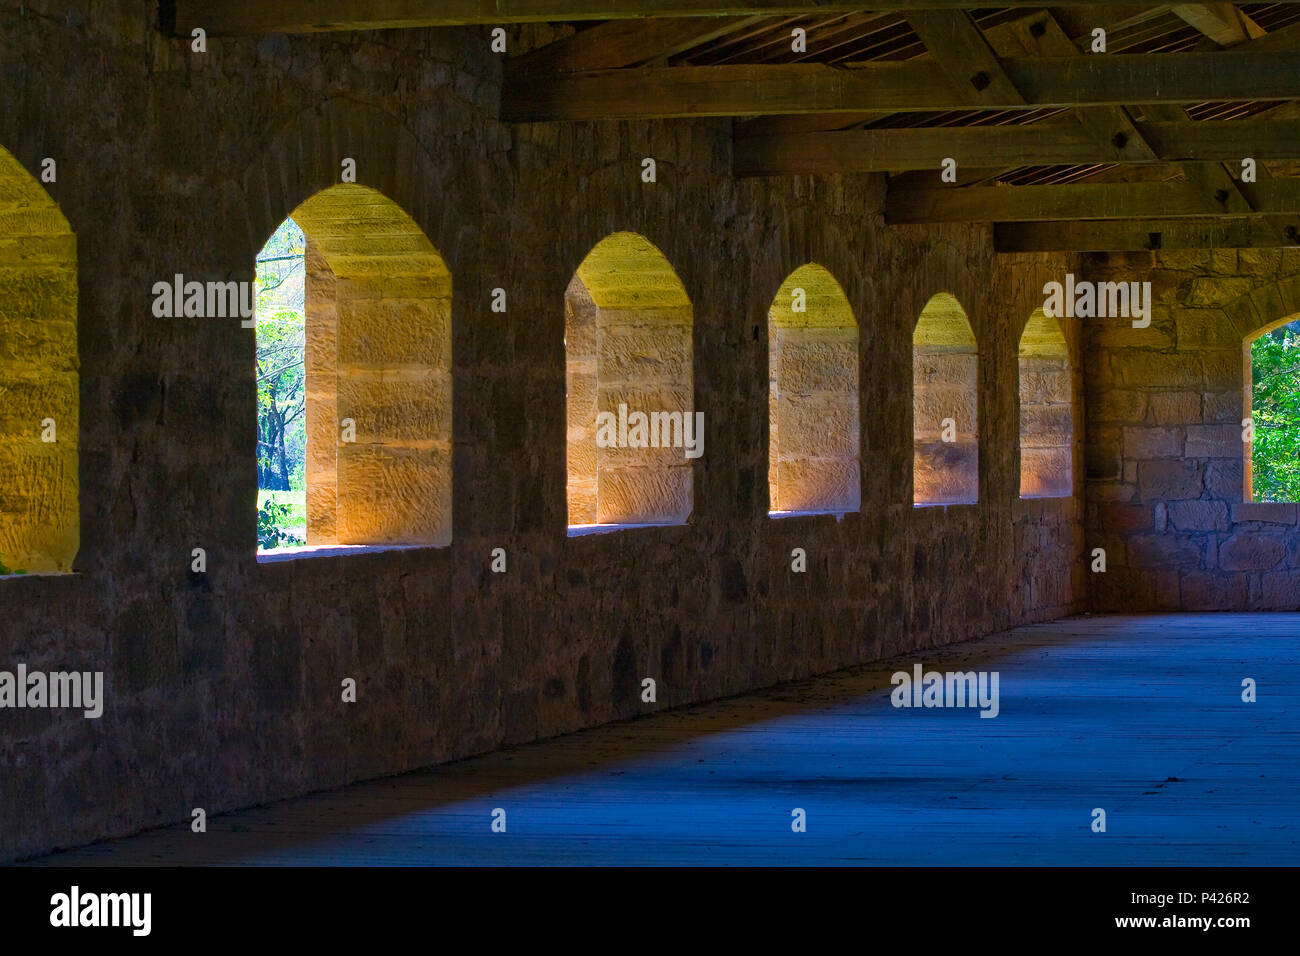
<box><xmin>276</xmin><ymin>184</ymin><xmax>452</xmax><ymax>547</ymax></box>
<box><xmin>768</xmin><ymin>263</ymin><xmax>859</xmax><ymax>515</ymax></box>
<box><xmin>1214</xmin><ymin>278</ymin><xmax>1300</xmax><ymax>502</ymax></box>
<box><xmin>565</xmin><ymin>232</ymin><xmax>694</xmax><ymax>529</ymax></box>
<box><xmin>241</xmin><ymin>99</ymin><xmax>449</xmax><ymax>269</ymax></box>
<box><xmin>1018</xmin><ymin>308</ymin><xmax>1073</xmax><ymax>498</ymax></box>
<box><xmin>0</xmin><ymin>145</ymin><xmax>78</xmax><ymax>572</ymax></box>
<box><xmin>1221</xmin><ymin>274</ymin><xmax>1300</xmax><ymax>344</ymax></box>
<box><xmin>913</xmin><ymin>292</ymin><xmax>978</xmax><ymax>506</ymax></box>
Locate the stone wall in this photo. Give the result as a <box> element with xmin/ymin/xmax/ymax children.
<box><xmin>1019</xmin><ymin>309</ymin><xmax>1073</xmax><ymax>499</ymax></box>
<box><xmin>0</xmin><ymin>3</ymin><xmax>1084</xmax><ymax>861</ymax></box>
<box><xmin>768</xmin><ymin>263</ymin><xmax>860</xmax><ymax>515</ymax></box>
<box><xmin>1084</xmin><ymin>249</ymin><xmax>1300</xmax><ymax>611</ymax></box>
<box><xmin>913</xmin><ymin>293</ymin><xmax>980</xmax><ymax>505</ymax></box>
<box><xmin>573</xmin><ymin>233</ymin><xmax>695</xmax><ymax>527</ymax></box>
<box><xmin>564</xmin><ymin>277</ymin><xmax>599</xmax><ymax>525</ymax></box>
<box><xmin>294</xmin><ymin>184</ymin><xmax>454</xmax><ymax>547</ymax></box>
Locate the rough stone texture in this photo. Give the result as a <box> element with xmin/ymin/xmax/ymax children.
<box><xmin>769</xmin><ymin>264</ymin><xmax>859</xmax><ymax>514</ymax></box>
<box><xmin>1084</xmin><ymin>249</ymin><xmax>1300</xmax><ymax>611</ymax></box>
<box><xmin>0</xmin><ymin>146</ymin><xmax>78</xmax><ymax>571</ymax></box>
<box><xmin>0</xmin><ymin>6</ymin><xmax>1085</xmax><ymax>862</ymax></box>
<box><xmin>564</xmin><ymin>278</ymin><xmax>598</xmax><ymax>525</ymax></box>
<box><xmin>293</xmin><ymin>185</ymin><xmax>453</xmax><ymax>547</ymax></box>
<box><xmin>304</xmin><ymin>241</ymin><xmax>340</xmax><ymax>543</ymax></box>
<box><xmin>565</xmin><ymin>236</ymin><xmax>694</xmax><ymax>527</ymax></box>
<box><xmin>912</xmin><ymin>292</ymin><xmax>981</xmax><ymax>506</ymax></box>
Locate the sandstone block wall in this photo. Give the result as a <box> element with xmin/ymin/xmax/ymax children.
<box><xmin>568</xmin><ymin>233</ymin><xmax>695</xmax><ymax>527</ymax></box>
<box><xmin>1019</xmin><ymin>309</ymin><xmax>1074</xmax><ymax>499</ymax></box>
<box><xmin>304</xmin><ymin>240</ymin><xmax>340</xmax><ymax>542</ymax></box>
<box><xmin>292</xmin><ymin>184</ymin><xmax>453</xmax><ymax>547</ymax></box>
<box><xmin>1085</xmin><ymin>249</ymin><xmax>1300</xmax><ymax>610</ymax></box>
<box><xmin>564</xmin><ymin>278</ymin><xmax>599</xmax><ymax>525</ymax></box>
<box><xmin>769</xmin><ymin>264</ymin><xmax>860</xmax><ymax>514</ymax></box>
<box><xmin>913</xmin><ymin>293</ymin><xmax>980</xmax><ymax>506</ymax></box>
<box><xmin>0</xmin><ymin>148</ymin><xmax>78</xmax><ymax>572</ymax></box>
<box><xmin>0</xmin><ymin>4</ymin><xmax>1084</xmax><ymax>861</ymax></box>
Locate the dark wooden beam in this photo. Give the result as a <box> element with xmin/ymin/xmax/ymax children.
<box><xmin>175</xmin><ymin>2</ymin><xmax>1291</xmax><ymax>35</ymax></box>
<box><xmin>731</xmin><ymin>6</ymin><xmax>1146</xmax><ymax>141</ymax></box>
<box><xmin>1172</xmin><ymin>3</ymin><xmax>1265</xmax><ymax>47</ymax></box>
<box><xmin>503</xmin><ymin>50</ymin><xmax>1300</xmax><ymax>121</ymax></box>
<box><xmin>886</xmin><ymin>178</ymin><xmax>1300</xmax><ymax>223</ymax></box>
<box><xmin>994</xmin><ymin>216</ymin><xmax>1300</xmax><ymax>252</ymax></box>
<box><xmin>905</xmin><ymin>10</ymin><xmax>1026</xmax><ymax>108</ymax></box>
<box><xmin>508</xmin><ymin>16</ymin><xmax>764</xmax><ymax>75</ymax></box>
<box><xmin>1014</xmin><ymin>11</ymin><xmax>1158</xmax><ymax>163</ymax></box>
<box><xmin>736</xmin><ymin>123</ymin><xmax>1093</xmax><ymax>175</ymax></box>
<box><xmin>734</xmin><ymin>118</ymin><xmax>1300</xmax><ymax>175</ymax></box>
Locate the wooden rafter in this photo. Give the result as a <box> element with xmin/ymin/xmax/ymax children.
<box><xmin>1172</xmin><ymin>3</ymin><xmax>1265</xmax><ymax>46</ymax></box>
<box><xmin>904</xmin><ymin>10</ymin><xmax>1026</xmax><ymax>107</ymax></box>
<box><xmin>884</xmin><ymin>178</ymin><xmax>1300</xmax><ymax>224</ymax></box>
<box><xmin>734</xmin><ymin>117</ymin><xmax>1300</xmax><ymax>175</ymax></box>
<box><xmin>173</xmin><ymin>2</ymin><xmax>1294</xmax><ymax>35</ymax></box>
<box><xmin>508</xmin><ymin>16</ymin><xmax>767</xmax><ymax>75</ymax></box>
<box><xmin>994</xmin><ymin>216</ymin><xmax>1300</xmax><ymax>251</ymax></box>
<box><xmin>503</xmin><ymin>50</ymin><xmax>1300</xmax><ymax>120</ymax></box>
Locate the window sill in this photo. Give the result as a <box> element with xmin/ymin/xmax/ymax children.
<box><xmin>567</xmin><ymin>522</ymin><xmax>687</xmax><ymax>537</ymax></box>
<box><xmin>768</xmin><ymin>510</ymin><xmax>852</xmax><ymax>521</ymax></box>
<box><xmin>256</xmin><ymin>543</ymin><xmax>439</xmax><ymax>563</ymax></box>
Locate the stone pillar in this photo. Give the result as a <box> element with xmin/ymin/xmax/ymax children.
<box><xmin>304</xmin><ymin>239</ymin><xmax>338</xmax><ymax>544</ymax></box>
<box><xmin>771</xmin><ymin>324</ymin><xmax>860</xmax><ymax>513</ymax></box>
<box><xmin>913</xmin><ymin>344</ymin><xmax>980</xmax><ymax>504</ymax></box>
<box><xmin>295</xmin><ymin>184</ymin><xmax>453</xmax><ymax>548</ymax></box>
<box><xmin>565</xmin><ymin>277</ymin><xmax>598</xmax><ymax>525</ymax></box>
<box><xmin>595</xmin><ymin>303</ymin><xmax>694</xmax><ymax>525</ymax></box>
<box><xmin>1018</xmin><ymin>311</ymin><xmax>1073</xmax><ymax>498</ymax></box>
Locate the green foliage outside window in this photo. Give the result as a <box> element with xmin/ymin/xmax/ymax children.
<box><xmin>1251</xmin><ymin>319</ymin><xmax>1300</xmax><ymax>502</ymax></box>
<box><xmin>256</xmin><ymin>218</ymin><xmax>307</xmax><ymax>547</ymax></box>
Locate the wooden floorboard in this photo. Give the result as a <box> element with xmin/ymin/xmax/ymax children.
<box><xmin>25</xmin><ymin>613</ymin><xmax>1300</xmax><ymax>866</ymax></box>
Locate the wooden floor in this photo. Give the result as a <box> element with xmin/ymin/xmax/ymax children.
<box><xmin>29</xmin><ymin>614</ymin><xmax>1300</xmax><ymax>866</ymax></box>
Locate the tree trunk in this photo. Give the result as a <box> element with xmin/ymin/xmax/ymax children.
<box><xmin>276</xmin><ymin>419</ymin><xmax>291</xmax><ymax>490</ymax></box>
<box><xmin>261</xmin><ymin>399</ymin><xmax>291</xmax><ymax>491</ymax></box>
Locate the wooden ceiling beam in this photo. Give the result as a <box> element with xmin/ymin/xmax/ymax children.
<box><xmin>994</xmin><ymin>216</ymin><xmax>1300</xmax><ymax>252</ymax></box>
<box><xmin>503</xmin><ymin>50</ymin><xmax>1300</xmax><ymax>121</ymax></box>
<box><xmin>730</xmin><ymin>9</ymin><xmax>1128</xmax><ymax>142</ymax></box>
<box><xmin>885</xmin><ymin>177</ymin><xmax>1300</xmax><ymax>223</ymax></box>
<box><xmin>174</xmin><ymin>2</ymin><xmax>1288</xmax><ymax>35</ymax></box>
<box><xmin>734</xmin><ymin>118</ymin><xmax>1300</xmax><ymax>175</ymax></box>
<box><xmin>508</xmin><ymin>16</ymin><xmax>766</xmax><ymax>75</ymax></box>
<box><xmin>1015</xmin><ymin>11</ymin><xmax>1159</xmax><ymax>163</ymax></box>
<box><xmin>1171</xmin><ymin>4</ymin><xmax>1266</xmax><ymax>47</ymax></box>
<box><xmin>904</xmin><ymin>10</ymin><xmax>1028</xmax><ymax>107</ymax></box>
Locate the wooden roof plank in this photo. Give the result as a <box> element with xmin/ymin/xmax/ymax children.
<box><xmin>994</xmin><ymin>215</ymin><xmax>1300</xmax><ymax>250</ymax></box>
<box><xmin>886</xmin><ymin>178</ymin><xmax>1300</xmax><ymax>223</ymax></box>
<box><xmin>176</xmin><ymin>2</ymin><xmax>1292</xmax><ymax>35</ymax></box>
<box><xmin>504</xmin><ymin>50</ymin><xmax>1300</xmax><ymax>120</ymax></box>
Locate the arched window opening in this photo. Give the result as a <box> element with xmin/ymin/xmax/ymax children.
<box><xmin>565</xmin><ymin>232</ymin><xmax>694</xmax><ymax>532</ymax></box>
<box><xmin>768</xmin><ymin>264</ymin><xmax>859</xmax><ymax>516</ymax></box>
<box><xmin>255</xmin><ymin>184</ymin><xmax>452</xmax><ymax>557</ymax></box>
<box><xmin>0</xmin><ymin>146</ymin><xmax>78</xmax><ymax>574</ymax></box>
<box><xmin>1018</xmin><ymin>308</ymin><xmax>1073</xmax><ymax>498</ymax></box>
<box><xmin>255</xmin><ymin>218</ymin><xmax>307</xmax><ymax>547</ymax></box>
<box><xmin>913</xmin><ymin>293</ymin><xmax>978</xmax><ymax>506</ymax></box>
<box><xmin>1246</xmin><ymin>316</ymin><xmax>1300</xmax><ymax>502</ymax></box>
